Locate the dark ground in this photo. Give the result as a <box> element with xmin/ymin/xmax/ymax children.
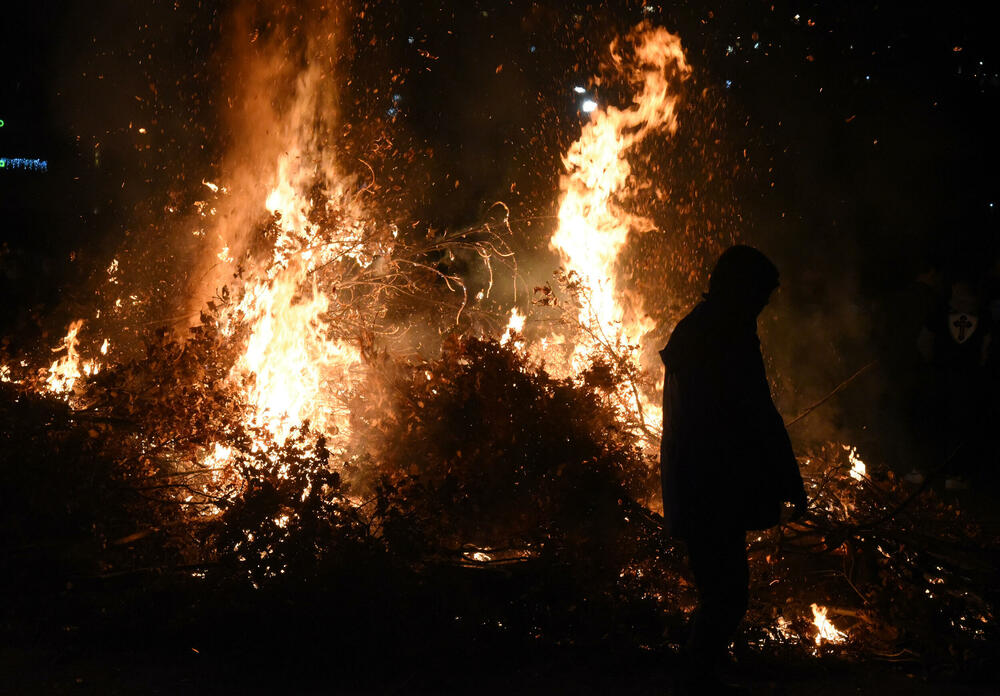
<box><xmin>3</xmin><ymin>481</ymin><xmax>998</xmax><ymax>696</ymax></box>
<box><xmin>2</xmin><ymin>606</ymin><xmax>996</xmax><ymax>695</ymax></box>
<box><xmin>2</xmin><ymin>574</ymin><xmax>997</xmax><ymax>696</ymax></box>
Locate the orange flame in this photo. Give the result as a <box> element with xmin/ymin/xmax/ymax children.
<box><xmin>44</xmin><ymin>320</ymin><xmax>103</xmax><ymax>395</ymax></box>
<box><xmin>500</xmin><ymin>307</ymin><xmax>526</xmax><ymax>348</ymax></box>
<box><xmin>206</xmin><ymin>34</ymin><xmax>372</xmax><ymax>455</ymax></box>
<box><xmin>543</xmin><ymin>24</ymin><xmax>689</xmax><ymax>436</ymax></box>
<box><xmin>811</xmin><ymin>603</ymin><xmax>847</xmax><ymax>645</ymax></box>
<box><xmin>844</xmin><ymin>445</ymin><xmax>866</xmax><ymax>481</ymax></box>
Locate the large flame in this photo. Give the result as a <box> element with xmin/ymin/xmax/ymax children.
<box><xmin>551</xmin><ymin>26</ymin><xmax>689</xmax><ymax>341</ymax></box>
<box><xmin>545</xmin><ymin>24</ymin><xmax>690</xmax><ymax>434</ymax></box>
<box><xmin>16</xmin><ymin>17</ymin><xmax>691</xmax><ymax>491</ymax></box>
<box><xmin>205</xmin><ymin>19</ymin><xmax>373</xmax><ymax>454</ymax></box>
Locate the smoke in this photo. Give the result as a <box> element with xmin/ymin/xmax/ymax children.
<box><xmin>759</xmin><ymin>263</ymin><xmax>875</xmax><ymax>445</ymax></box>
<box><xmin>181</xmin><ymin>0</ymin><xmax>358</xmax><ymax>323</ymax></box>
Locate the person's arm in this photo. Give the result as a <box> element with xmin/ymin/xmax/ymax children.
<box><xmin>766</xmin><ymin>405</ymin><xmax>807</xmax><ymax>517</ymax></box>
<box><xmin>733</xmin><ymin>339</ymin><xmax>807</xmax><ymax>515</ymax></box>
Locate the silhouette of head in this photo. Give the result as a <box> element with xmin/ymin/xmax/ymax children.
<box><xmin>706</xmin><ymin>245</ymin><xmax>780</xmax><ymax>317</ymax></box>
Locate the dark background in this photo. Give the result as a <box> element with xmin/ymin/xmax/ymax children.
<box><xmin>2</xmin><ymin>0</ymin><xmax>999</xmax><ymax>346</ymax></box>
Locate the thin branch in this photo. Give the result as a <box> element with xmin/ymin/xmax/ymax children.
<box><xmin>785</xmin><ymin>360</ymin><xmax>878</xmax><ymax>428</ymax></box>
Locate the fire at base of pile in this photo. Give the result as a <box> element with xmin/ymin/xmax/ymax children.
<box><xmin>4</xmin><ymin>322</ymin><xmax>997</xmax><ymax>670</ymax></box>
<box><xmin>70</xmin><ymin>315</ymin><xmax>662</xmax><ymax>587</ymax></box>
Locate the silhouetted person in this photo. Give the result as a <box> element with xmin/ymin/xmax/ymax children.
<box><xmin>916</xmin><ymin>279</ymin><xmax>991</xmax><ymax>487</ymax></box>
<box><xmin>660</xmin><ymin>245</ymin><xmax>807</xmax><ymax>692</ymax></box>
<box><xmin>874</xmin><ymin>257</ymin><xmax>945</xmax><ymax>479</ymax></box>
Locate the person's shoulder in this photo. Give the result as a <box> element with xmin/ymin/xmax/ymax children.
<box><xmin>661</xmin><ymin>302</ymin><xmax>712</xmax><ymax>368</ymax></box>
<box><xmin>666</xmin><ymin>302</ymin><xmax>710</xmax><ymax>343</ymax></box>
<box><xmin>679</xmin><ymin>300</ymin><xmax>712</xmax><ymax>328</ymax></box>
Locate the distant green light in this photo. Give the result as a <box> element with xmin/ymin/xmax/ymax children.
<box><xmin>0</xmin><ymin>160</ymin><xmax>5</xmax><ymax>168</ymax></box>
<box><xmin>0</xmin><ymin>119</ymin><xmax>5</xmax><ymax>127</ymax></box>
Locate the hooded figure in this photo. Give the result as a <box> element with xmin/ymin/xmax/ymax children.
<box><xmin>660</xmin><ymin>245</ymin><xmax>806</xmax><ymax>689</ymax></box>
<box><xmin>661</xmin><ymin>245</ymin><xmax>806</xmax><ymax>536</ymax></box>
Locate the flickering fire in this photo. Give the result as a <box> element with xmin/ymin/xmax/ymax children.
<box><xmin>44</xmin><ymin>320</ymin><xmax>103</xmax><ymax>395</ymax></box>
<box><xmin>207</xmin><ymin>53</ymin><xmax>373</xmax><ymax>454</ymax></box>
<box><xmin>198</xmin><ymin>24</ymin><xmax>694</xmax><ymax>466</ymax></box>
<box><xmin>550</xmin><ymin>25</ymin><xmax>689</xmax><ymax>342</ymax></box>
<box><xmin>844</xmin><ymin>445</ymin><xmax>866</xmax><ymax>481</ymax></box>
<box><xmin>811</xmin><ymin>603</ymin><xmax>847</xmax><ymax>646</ymax></box>
<box><xmin>542</xmin><ymin>24</ymin><xmax>689</xmax><ymax>437</ymax></box>
<box><xmin>18</xmin><ymin>19</ymin><xmax>691</xmax><ymax>513</ymax></box>
<box><xmin>500</xmin><ymin>307</ymin><xmax>526</xmax><ymax>347</ymax></box>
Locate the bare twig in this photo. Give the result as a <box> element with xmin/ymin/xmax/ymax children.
<box><xmin>785</xmin><ymin>360</ymin><xmax>878</xmax><ymax>428</ymax></box>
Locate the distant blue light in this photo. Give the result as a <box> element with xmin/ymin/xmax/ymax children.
<box><xmin>529</xmin><ymin>45</ymin><xmax>536</xmax><ymax>53</ymax></box>
<box><xmin>725</xmin><ymin>80</ymin><xmax>733</xmax><ymax>89</ymax></box>
<box><xmin>0</xmin><ymin>157</ymin><xmax>47</xmax><ymax>172</ymax></box>
<box><xmin>386</xmin><ymin>107</ymin><xmax>399</xmax><ymax>117</ymax></box>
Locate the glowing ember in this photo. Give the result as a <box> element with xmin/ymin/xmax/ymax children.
<box><xmin>811</xmin><ymin>603</ymin><xmax>847</xmax><ymax>645</ymax></box>
<box><xmin>774</xmin><ymin>615</ymin><xmax>797</xmax><ymax>641</ymax></box>
<box><xmin>203</xmin><ymin>442</ymin><xmax>233</xmax><ymax>467</ymax></box>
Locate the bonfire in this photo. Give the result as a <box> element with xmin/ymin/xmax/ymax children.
<box><xmin>1</xmin><ymin>3</ymin><xmax>996</xmax><ymax>686</ymax></box>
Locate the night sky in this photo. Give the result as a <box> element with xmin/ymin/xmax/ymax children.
<box><xmin>2</xmin><ymin>0</ymin><xmax>999</xmax><ymax>339</ymax></box>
